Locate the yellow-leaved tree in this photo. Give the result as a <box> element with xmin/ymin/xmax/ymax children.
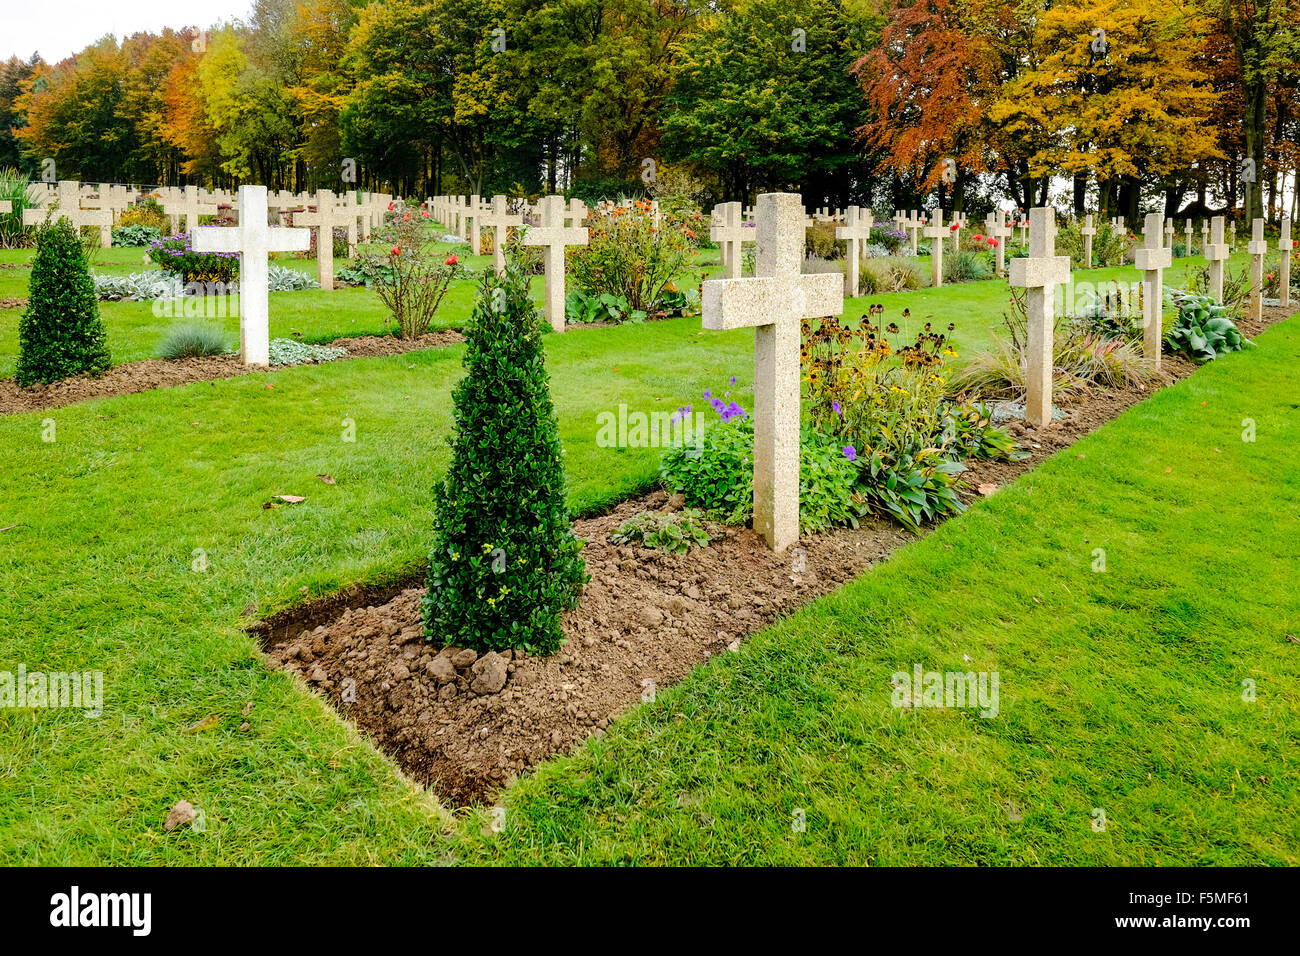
<box><xmin>990</xmin><ymin>0</ymin><xmax>1221</xmax><ymax>219</ymax></box>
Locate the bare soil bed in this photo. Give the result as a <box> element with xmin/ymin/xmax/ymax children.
<box><xmin>0</xmin><ymin>330</ymin><xmax>463</xmax><ymax>416</ymax></box>
<box><xmin>255</xmin><ymin>306</ymin><xmax>1290</xmax><ymax>806</ymax></box>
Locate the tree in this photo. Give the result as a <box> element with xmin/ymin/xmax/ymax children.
<box><xmin>662</xmin><ymin>0</ymin><xmax>862</xmax><ymax>201</ymax></box>
<box><xmin>17</xmin><ymin>219</ymin><xmax>110</xmax><ymax>386</ymax></box>
<box><xmin>422</xmin><ymin>253</ymin><xmax>587</xmax><ymax>655</ymax></box>
<box><xmin>991</xmin><ymin>0</ymin><xmax>1221</xmax><ymax>220</ymax></box>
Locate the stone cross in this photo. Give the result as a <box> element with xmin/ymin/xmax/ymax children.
<box><xmin>23</xmin><ymin>180</ymin><xmax>111</xmax><ymax>246</ymax></box>
<box><xmin>949</xmin><ymin>213</ymin><xmax>964</xmax><ymax>255</ymax></box>
<box><xmin>0</xmin><ymin>200</ymin><xmax>9</xmax><ymax>215</ymax></box>
<box><xmin>293</xmin><ymin>189</ymin><xmax>358</xmax><ymax>291</ymax></box>
<box><xmin>907</xmin><ymin>209</ymin><xmax>921</xmax><ymax>254</ymax></box>
<box><xmin>162</xmin><ymin>186</ymin><xmax>218</xmax><ymax>234</ymax></box>
<box><xmin>522</xmin><ymin>194</ymin><xmax>588</xmax><ymax>333</ymax></box>
<box><xmin>194</xmin><ymin>185</ymin><xmax>310</xmax><ymax>366</ymax></box>
<box><xmin>1134</xmin><ymin>212</ymin><xmax>1173</xmax><ymax>367</ymax></box>
<box><xmin>1081</xmin><ymin>214</ymin><xmax>1096</xmax><ymax>268</ymax></box>
<box><xmin>835</xmin><ymin>205</ymin><xmax>873</xmax><ymax>296</ymax></box>
<box><xmin>1201</xmin><ymin>219</ymin><xmax>1210</xmax><ymax>255</ymax></box>
<box><xmin>923</xmin><ymin>210</ymin><xmax>948</xmax><ymax>287</ymax></box>
<box><xmin>1280</xmin><ymin>217</ymin><xmax>1293</xmax><ymax>308</ymax></box>
<box><xmin>1205</xmin><ymin>215</ymin><xmax>1231</xmax><ymax>304</ymax></box>
<box><xmin>987</xmin><ymin>209</ymin><xmax>1012</xmax><ymax>275</ymax></box>
<box><xmin>478</xmin><ymin>195</ymin><xmax>522</xmax><ymax>276</ymax></box>
<box><xmin>1009</xmin><ymin>207</ymin><xmax>1071</xmax><ymax>427</ymax></box>
<box><xmin>711</xmin><ymin>201</ymin><xmax>747</xmax><ymax>279</ymax></box>
<box><xmin>1247</xmin><ymin>217</ymin><xmax>1267</xmax><ymax>322</ymax></box>
<box><xmin>1164</xmin><ymin>218</ymin><xmax>1176</xmax><ymax>249</ymax></box>
<box><xmin>467</xmin><ymin>194</ymin><xmax>483</xmax><ymax>254</ymax></box>
<box><xmin>1184</xmin><ymin>219</ymin><xmax>1194</xmax><ymax>257</ymax></box>
<box><xmin>701</xmin><ymin>192</ymin><xmax>843</xmax><ymax>552</ymax></box>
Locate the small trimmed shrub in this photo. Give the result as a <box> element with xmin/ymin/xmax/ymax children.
<box><xmin>157</xmin><ymin>324</ymin><xmax>231</xmax><ymax>359</ymax></box>
<box><xmin>17</xmin><ymin>219</ymin><xmax>111</xmax><ymax>385</ymax></box>
<box><xmin>611</xmin><ymin>509</ymin><xmax>710</xmax><ymax>554</ymax></box>
<box><xmin>422</xmin><ymin>254</ymin><xmax>587</xmax><ymax>655</ymax></box>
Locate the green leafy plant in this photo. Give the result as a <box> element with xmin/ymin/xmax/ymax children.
<box><xmin>267</xmin><ymin>338</ymin><xmax>347</xmax><ymax>366</ymax></box>
<box><xmin>1165</xmin><ymin>292</ymin><xmax>1250</xmax><ymax>363</ymax></box>
<box><xmin>93</xmin><ymin>271</ymin><xmax>184</xmax><ymax>301</ymax></box>
<box><xmin>150</xmin><ymin>233</ymin><xmax>240</xmax><ymax>284</ymax></box>
<box><xmin>943</xmin><ymin>402</ymin><xmax>1028</xmax><ymax>461</ymax></box>
<box><xmin>568</xmin><ymin>199</ymin><xmax>699</xmax><ymax>319</ymax></box>
<box><xmin>565</xmin><ymin>289</ymin><xmax>642</xmax><ymax>324</ymax></box>
<box><xmin>422</xmin><ymin>253</ymin><xmax>587</xmax><ymax>655</ymax></box>
<box><xmin>111</xmin><ymin>224</ymin><xmax>162</xmax><ymax>247</ymax></box>
<box><xmin>17</xmin><ymin>219</ymin><xmax>111</xmax><ymax>385</ymax></box>
<box><xmin>0</xmin><ymin>167</ymin><xmax>36</xmax><ymax>248</ymax></box>
<box><xmin>267</xmin><ymin>264</ymin><xmax>320</xmax><ymax>292</ymax></box>
<box><xmin>157</xmin><ymin>324</ymin><xmax>231</xmax><ymax>359</ymax></box>
<box><xmin>942</xmin><ymin>249</ymin><xmax>994</xmax><ymax>283</ymax></box>
<box><xmin>118</xmin><ymin>199</ymin><xmax>171</xmax><ymax>233</ymax></box>
<box><xmin>857</xmin><ymin>448</ymin><xmax>967</xmax><ymax>534</ymax></box>
<box><xmin>359</xmin><ymin>214</ymin><xmax>460</xmax><ymax>338</ymax></box>
<box><xmin>611</xmin><ymin>509</ymin><xmax>710</xmax><ymax>554</ymax></box>
<box><xmin>660</xmin><ymin>415</ymin><xmax>754</xmax><ymax>525</ymax></box>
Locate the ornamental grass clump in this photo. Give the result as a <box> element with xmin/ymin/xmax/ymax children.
<box><xmin>422</xmin><ymin>254</ymin><xmax>587</xmax><ymax>655</ymax></box>
<box><xmin>17</xmin><ymin>219</ymin><xmax>111</xmax><ymax>385</ymax></box>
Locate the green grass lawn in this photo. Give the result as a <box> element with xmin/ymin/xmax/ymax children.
<box><xmin>0</xmin><ymin>239</ymin><xmax>1250</xmax><ymax>379</ymax></box>
<box><xmin>449</xmin><ymin>313</ymin><xmax>1300</xmax><ymax>865</ymax></box>
<box><xmin>1</xmin><ymin>229</ymin><xmax>1292</xmax><ymax>865</ymax></box>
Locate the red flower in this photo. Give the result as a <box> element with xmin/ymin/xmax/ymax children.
<box><xmin>950</xmin><ymin>222</ymin><xmax>959</xmax><ymax>230</ymax></box>
<box><xmin>391</xmin><ymin>246</ymin><xmax>401</xmax><ymax>255</ymax></box>
<box><xmin>421</xmin><ymin>210</ymin><xmax>430</xmax><ymax>218</ymax></box>
<box><xmin>403</xmin><ymin>212</ymin><xmax>411</xmax><ymax>221</ymax></box>
<box><xmin>973</xmin><ymin>233</ymin><xmax>985</xmax><ymax>242</ymax></box>
<box><xmin>387</xmin><ymin>201</ymin><xmax>395</xmax><ymax>211</ymax></box>
<box><xmin>444</xmin><ymin>254</ymin><xmax>458</xmax><ymax>266</ymax></box>
<box><xmin>989</xmin><ymin>239</ymin><xmax>999</xmax><ymax>247</ymax></box>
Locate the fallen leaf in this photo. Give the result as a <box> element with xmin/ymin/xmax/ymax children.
<box><xmin>164</xmin><ymin>800</ymin><xmax>196</xmax><ymax>832</ymax></box>
<box><xmin>1285</xmin><ymin>634</ymin><xmax>1298</xmax><ymax>644</ymax></box>
<box><xmin>1165</xmin><ymin>467</ymin><xmax>1172</xmax><ymax>473</ymax></box>
<box><xmin>274</xmin><ymin>495</ymin><xmax>306</xmax><ymax>504</ymax></box>
<box><xmin>266</xmin><ymin>384</ymin><xmax>274</xmax><ymax>390</ymax></box>
<box><xmin>182</xmin><ymin>715</ymin><xmax>221</xmax><ymax>734</ymax></box>
<box><xmin>239</xmin><ymin>721</ymin><xmax>250</xmax><ymax>732</ymax></box>
<box><xmin>977</xmin><ymin>483</ymin><xmax>998</xmax><ymax>496</ymax></box>
<box><xmin>262</xmin><ymin>501</ymin><xmax>280</xmax><ymax>510</ymax></box>
<box><xmin>241</xmin><ymin>701</ymin><xmax>254</xmax><ymax>717</ymax></box>
<box><xmin>0</xmin><ymin>524</ymin><xmax>17</xmax><ymax>532</ymax></box>
<box><xmin>316</xmin><ymin>474</ymin><xmax>336</xmax><ymax>485</ymax></box>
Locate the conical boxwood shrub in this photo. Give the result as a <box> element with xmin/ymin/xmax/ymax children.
<box><xmin>422</xmin><ymin>252</ymin><xmax>587</xmax><ymax>655</ymax></box>
<box><xmin>17</xmin><ymin>219</ymin><xmax>110</xmax><ymax>385</ymax></box>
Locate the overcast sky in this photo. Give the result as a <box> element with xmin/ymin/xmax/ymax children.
<box><xmin>3</xmin><ymin>1</ymin><xmax>254</xmax><ymax>62</ymax></box>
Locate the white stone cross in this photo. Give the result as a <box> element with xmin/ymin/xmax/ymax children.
<box><xmin>1081</xmin><ymin>213</ymin><xmax>1097</xmax><ymax>269</ymax></box>
<box><xmin>24</xmin><ymin>180</ymin><xmax>111</xmax><ymax>246</ymax></box>
<box><xmin>1134</xmin><ymin>212</ymin><xmax>1173</xmax><ymax>367</ymax></box>
<box><xmin>293</xmin><ymin>189</ymin><xmax>359</xmax><ymax>291</ymax></box>
<box><xmin>948</xmin><ymin>213</ymin><xmax>964</xmax><ymax>256</ymax></box>
<box><xmin>987</xmin><ymin>209</ymin><xmax>1012</xmax><ymax>275</ymax></box>
<box><xmin>467</xmin><ymin>194</ymin><xmax>483</xmax><ymax>254</ymax></box>
<box><xmin>907</xmin><ymin>209</ymin><xmax>921</xmax><ymax>254</ymax></box>
<box><xmin>522</xmin><ymin>194</ymin><xmax>588</xmax><ymax>333</ymax></box>
<box><xmin>1009</xmin><ymin>207</ymin><xmax>1071</xmax><ymax>427</ymax></box>
<box><xmin>711</xmin><ymin>201</ymin><xmax>748</xmax><ymax>279</ymax></box>
<box><xmin>923</xmin><ymin>210</ymin><xmax>948</xmax><ymax>287</ymax></box>
<box><xmin>1205</xmin><ymin>215</ymin><xmax>1230</xmax><ymax>305</ymax></box>
<box><xmin>163</xmin><ymin>186</ymin><xmax>218</xmax><ymax>234</ymax></box>
<box><xmin>1183</xmin><ymin>219</ymin><xmax>1194</xmax><ymax>257</ymax></box>
<box><xmin>194</xmin><ymin>185</ymin><xmax>310</xmax><ymax>366</ymax></box>
<box><xmin>1201</xmin><ymin>219</ymin><xmax>1210</xmax><ymax>254</ymax></box>
<box><xmin>1164</xmin><ymin>217</ymin><xmax>1176</xmax><ymax>249</ymax></box>
<box><xmin>701</xmin><ymin>192</ymin><xmax>843</xmax><ymax>552</ymax></box>
<box><xmin>0</xmin><ymin>199</ymin><xmax>9</xmax><ymax>216</ymax></box>
<box><xmin>835</xmin><ymin>205</ymin><xmax>873</xmax><ymax>296</ymax></box>
<box><xmin>478</xmin><ymin>194</ymin><xmax>522</xmax><ymax>276</ymax></box>
<box><xmin>1247</xmin><ymin>217</ymin><xmax>1267</xmax><ymax>322</ymax></box>
<box><xmin>1280</xmin><ymin>217</ymin><xmax>1293</xmax><ymax>308</ymax></box>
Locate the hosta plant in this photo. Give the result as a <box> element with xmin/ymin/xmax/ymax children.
<box><xmin>1165</xmin><ymin>293</ymin><xmax>1250</xmax><ymax>363</ymax></box>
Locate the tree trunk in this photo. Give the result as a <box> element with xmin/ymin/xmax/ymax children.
<box><xmin>1073</xmin><ymin>174</ymin><xmax>1086</xmax><ymax>215</ymax></box>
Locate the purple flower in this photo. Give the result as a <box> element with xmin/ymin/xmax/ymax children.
<box><xmin>703</xmin><ymin>390</ymin><xmax>711</xmax><ymax>399</ymax></box>
<box><xmin>842</xmin><ymin>445</ymin><xmax>857</xmax><ymax>461</ymax></box>
<box><xmin>832</xmin><ymin>401</ymin><xmax>842</xmax><ymax>416</ymax></box>
<box><xmin>730</xmin><ymin>375</ymin><xmax>737</xmax><ymax>385</ymax></box>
